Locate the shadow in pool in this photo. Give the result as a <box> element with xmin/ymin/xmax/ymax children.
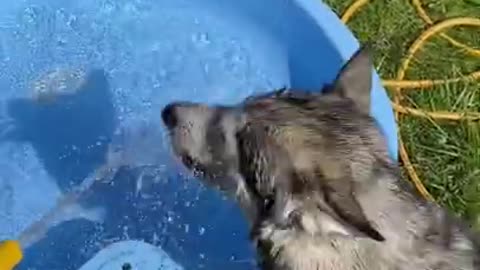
<box><xmin>2</xmin><ymin>69</ymin><xmax>116</xmax><ymax>192</ymax></box>
<box><xmin>18</xmin><ymin>165</ymin><xmax>257</xmax><ymax>270</ymax></box>
<box><xmin>2</xmin><ymin>68</ymin><xmax>256</xmax><ymax>270</ymax></box>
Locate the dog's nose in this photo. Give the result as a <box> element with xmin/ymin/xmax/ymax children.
<box><xmin>162</xmin><ymin>103</ymin><xmax>179</xmax><ymax>128</ymax></box>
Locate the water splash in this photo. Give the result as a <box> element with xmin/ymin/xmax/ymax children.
<box><xmin>17</xmin><ymin>181</ymin><xmax>105</xmax><ymax>250</ymax></box>
<box><xmin>30</xmin><ymin>67</ymin><xmax>87</xmax><ymax>103</ymax></box>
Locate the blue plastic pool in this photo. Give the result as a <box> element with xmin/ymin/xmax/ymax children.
<box><xmin>0</xmin><ymin>0</ymin><xmax>397</xmax><ymax>269</ymax></box>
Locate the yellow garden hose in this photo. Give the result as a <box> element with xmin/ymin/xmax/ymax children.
<box><xmin>340</xmin><ymin>0</ymin><xmax>480</xmax><ymax>201</ymax></box>
<box><xmin>0</xmin><ymin>240</ymin><xmax>22</xmax><ymax>270</ymax></box>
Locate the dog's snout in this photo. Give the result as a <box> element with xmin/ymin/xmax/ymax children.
<box><xmin>162</xmin><ymin>103</ymin><xmax>179</xmax><ymax>128</ymax></box>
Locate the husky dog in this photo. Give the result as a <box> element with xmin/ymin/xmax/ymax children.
<box><xmin>161</xmin><ymin>47</ymin><xmax>480</xmax><ymax>270</ymax></box>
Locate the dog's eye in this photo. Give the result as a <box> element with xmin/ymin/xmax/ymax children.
<box><xmin>182</xmin><ymin>155</ymin><xmax>194</xmax><ymax>168</ymax></box>
<box><xmin>264</xmin><ymin>196</ymin><xmax>274</xmax><ymax>211</ymax></box>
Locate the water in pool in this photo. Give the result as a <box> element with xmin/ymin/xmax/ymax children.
<box><xmin>0</xmin><ymin>0</ymin><xmax>289</xmax><ymax>269</ymax></box>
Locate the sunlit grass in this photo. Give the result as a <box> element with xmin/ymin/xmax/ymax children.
<box><xmin>325</xmin><ymin>0</ymin><xmax>480</xmax><ymax>228</ymax></box>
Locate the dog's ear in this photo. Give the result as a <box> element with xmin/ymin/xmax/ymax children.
<box><xmin>331</xmin><ymin>46</ymin><xmax>373</xmax><ymax>114</ymax></box>
<box><xmin>319</xmin><ymin>178</ymin><xmax>385</xmax><ymax>241</ymax></box>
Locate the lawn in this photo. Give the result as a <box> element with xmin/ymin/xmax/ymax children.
<box><xmin>324</xmin><ymin>0</ymin><xmax>480</xmax><ymax>228</ymax></box>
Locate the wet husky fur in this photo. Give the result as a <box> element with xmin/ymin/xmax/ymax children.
<box><xmin>161</xmin><ymin>47</ymin><xmax>480</xmax><ymax>270</ymax></box>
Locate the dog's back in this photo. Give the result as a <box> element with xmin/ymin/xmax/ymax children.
<box><xmin>239</xmin><ymin>49</ymin><xmax>480</xmax><ymax>270</ymax></box>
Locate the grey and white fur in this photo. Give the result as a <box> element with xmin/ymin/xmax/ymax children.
<box><xmin>161</xmin><ymin>46</ymin><xmax>480</xmax><ymax>270</ymax></box>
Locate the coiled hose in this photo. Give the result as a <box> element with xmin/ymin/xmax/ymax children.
<box><xmin>341</xmin><ymin>0</ymin><xmax>480</xmax><ymax>201</ymax></box>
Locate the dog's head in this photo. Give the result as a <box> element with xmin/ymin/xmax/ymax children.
<box><xmin>161</xmin><ymin>100</ymin><xmax>247</xmax><ymax>193</ymax></box>
<box><xmin>162</xmin><ymin>47</ymin><xmax>389</xmax><ymax>240</ymax></box>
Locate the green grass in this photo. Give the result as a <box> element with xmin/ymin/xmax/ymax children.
<box><xmin>324</xmin><ymin>0</ymin><xmax>480</xmax><ymax>228</ymax></box>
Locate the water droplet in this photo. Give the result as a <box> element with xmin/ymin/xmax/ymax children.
<box><xmin>56</xmin><ymin>37</ymin><xmax>67</xmax><ymax>46</ymax></box>
<box><xmin>66</xmin><ymin>15</ymin><xmax>77</xmax><ymax>28</ymax></box>
<box><xmin>203</xmin><ymin>64</ymin><xmax>210</xmax><ymax>75</ymax></box>
<box><xmin>198</xmin><ymin>226</ymin><xmax>205</xmax><ymax>235</ymax></box>
<box><xmin>184</xmin><ymin>224</ymin><xmax>189</xmax><ymax>233</ymax></box>
<box><xmin>152</xmin><ymin>232</ymin><xmax>160</xmax><ymax>245</ymax></box>
<box><xmin>102</xmin><ymin>1</ymin><xmax>115</xmax><ymax>14</ymax></box>
<box><xmin>192</xmin><ymin>32</ymin><xmax>210</xmax><ymax>46</ymax></box>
